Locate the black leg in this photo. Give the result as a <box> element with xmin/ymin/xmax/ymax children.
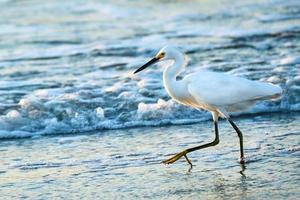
<box><xmin>163</xmin><ymin>121</ymin><xmax>220</xmax><ymax>168</ymax></box>
<box><xmin>228</xmin><ymin>118</ymin><xmax>245</xmax><ymax>164</ymax></box>
<box><xmin>186</xmin><ymin>121</ymin><xmax>219</xmax><ymax>152</ymax></box>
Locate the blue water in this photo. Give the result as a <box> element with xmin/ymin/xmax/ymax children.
<box><xmin>1</xmin><ymin>113</ymin><xmax>299</xmax><ymax>199</ymax></box>
<box><xmin>0</xmin><ymin>1</ymin><xmax>300</xmax><ymax>199</ymax></box>
<box><xmin>0</xmin><ymin>0</ymin><xmax>300</xmax><ymax>139</ymax></box>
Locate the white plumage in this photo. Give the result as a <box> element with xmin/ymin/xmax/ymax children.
<box><xmin>159</xmin><ymin>46</ymin><xmax>282</xmax><ymax>119</ymax></box>
<box><xmin>185</xmin><ymin>70</ymin><xmax>281</xmax><ymax>113</ymax></box>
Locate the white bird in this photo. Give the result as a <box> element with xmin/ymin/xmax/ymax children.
<box><xmin>133</xmin><ymin>46</ymin><xmax>282</xmax><ymax>169</ymax></box>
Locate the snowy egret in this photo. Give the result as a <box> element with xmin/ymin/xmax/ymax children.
<box><xmin>133</xmin><ymin>46</ymin><xmax>282</xmax><ymax>169</ymax></box>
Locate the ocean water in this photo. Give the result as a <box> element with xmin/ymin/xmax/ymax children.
<box><xmin>0</xmin><ymin>0</ymin><xmax>299</xmax><ymax>139</ymax></box>
<box><xmin>0</xmin><ymin>0</ymin><xmax>300</xmax><ymax>199</ymax></box>
<box><xmin>1</xmin><ymin>113</ymin><xmax>299</xmax><ymax>199</ymax></box>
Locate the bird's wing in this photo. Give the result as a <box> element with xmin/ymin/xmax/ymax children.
<box><xmin>186</xmin><ymin>71</ymin><xmax>282</xmax><ymax>107</ymax></box>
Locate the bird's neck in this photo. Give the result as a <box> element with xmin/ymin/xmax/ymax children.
<box><xmin>163</xmin><ymin>54</ymin><xmax>185</xmax><ymax>96</ymax></box>
<box><xmin>163</xmin><ymin>54</ymin><xmax>185</xmax><ymax>82</ymax></box>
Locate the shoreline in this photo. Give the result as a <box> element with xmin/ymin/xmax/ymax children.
<box><xmin>1</xmin><ymin>112</ymin><xmax>299</xmax><ymax>199</ymax></box>
<box><xmin>1</xmin><ymin>110</ymin><xmax>299</xmax><ymax>141</ymax></box>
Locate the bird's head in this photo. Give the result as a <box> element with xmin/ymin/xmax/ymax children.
<box><xmin>133</xmin><ymin>45</ymin><xmax>181</xmax><ymax>74</ymax></box>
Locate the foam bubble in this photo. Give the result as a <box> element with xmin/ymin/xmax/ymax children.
<box><xmin>0</xmin><ymin>130</ymin><xmax>33</xmax><ymax>139</ymax></box>
<box><xmin>58</xmin><ymin>136</ymin><xmax>89</xmax><ymax>144</ymax></box>
<box><xmin>96</xmin><ymin>107</ymin><xmax>105</xmax><ymax>118</ymax></box>
<box><xmin>6</xmin><ymin>110</ymin><xmax>21</xmax><ymax>119</ymax></box>
<box><xmin>279</xmin><ymin>56</ymin><xmax>300</xmax><ymax>65</ymax></box>
<box><xmin>266</xmin><ymin>76</ymin><xmax>281</xmax><ymax>84</ymax></box>
<box><xmin>137</xmin><ymin>99</ymin><xmax>174</xmax><ymax>120</ymax></box>
<box><xmin>19</xmin><ymin>97</ymin><xmax>43</xmax><ymax>110</ymax></box>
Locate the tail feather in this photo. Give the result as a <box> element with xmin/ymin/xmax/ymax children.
<box><xmin>257</xmin><ymin>83</ymin><xmax>282</xmax><ymax>100</ymax></box>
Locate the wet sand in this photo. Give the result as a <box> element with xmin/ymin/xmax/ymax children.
<box><xmin>0</xmin><ymin>112</ymin><xmax>299</xmax><ymax>199</ymax></box>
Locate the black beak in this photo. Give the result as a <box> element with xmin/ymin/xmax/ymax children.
<box><xmin>133</xmin><ymin>57</ymin><xmax>159</xmax><ymax>74</ymax></box>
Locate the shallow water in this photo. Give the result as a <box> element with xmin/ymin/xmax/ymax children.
<box><xmin>0</xmin><ymin>0</ymin><xmax>300</xmax><ymax>138</ymax></box>
<box><xmin>1</xmin><ymin>113</ymin><xmax>299</xmax><ymax>199</ymax></box>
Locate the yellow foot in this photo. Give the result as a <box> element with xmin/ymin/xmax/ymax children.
<box><xmin>162</xmin><ymin>150</ymin><xmax>193</xmax><ymax>167</ymax></box>
<box><xmin>163</xmin><ymin>151</ymin><xmax>187</xmax><ymax>164</ymax></box>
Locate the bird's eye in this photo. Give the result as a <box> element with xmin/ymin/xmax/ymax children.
<box><xmin>157</xmin><ymin>52</ymin><xmax>165</xmax><ymax>59</ymax></box>
<box><xmin>155</xmin><ymin>52</ymin><xmax>165</xmax><ymax>59</ymax></box>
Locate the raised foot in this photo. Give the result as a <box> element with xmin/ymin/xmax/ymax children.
<box><xmin>162</xmin><ymin>150</ymin><xmax>193</xmax><ymax>169</ymax></box>
<box><xmin>163</xmin><ymin>151</ymin><xmax>187</xmax><ymax>164</ymax></box>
